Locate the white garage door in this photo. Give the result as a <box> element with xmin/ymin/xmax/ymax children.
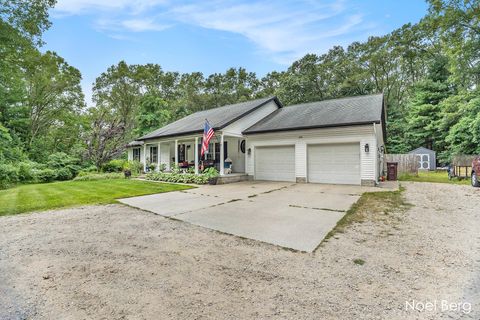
<box><xmin>308</xmin><ymin>143</ymin><xmax>360</xmax><ymax>185</ymax></box>
<box><xmin>255</xmin><ymin>146</ymin><xmax>295</xmax><ymax>182</ymax></box>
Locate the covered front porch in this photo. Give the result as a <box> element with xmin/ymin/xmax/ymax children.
<box><xmin>129</xmin><ymin>132</ymin><xmax>247</xmax><ymax>176</ymax></box>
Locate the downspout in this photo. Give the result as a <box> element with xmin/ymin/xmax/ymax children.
<box><xmin>373</xmin><ymin>122</ymin><xmax>383</xmax><ymax>181</ymax></box>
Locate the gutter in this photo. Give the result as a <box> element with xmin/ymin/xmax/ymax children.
<box><xmin>243</xmin><ymin>121</ymin><xmax>381</xmax><ymax>135</ymax></box>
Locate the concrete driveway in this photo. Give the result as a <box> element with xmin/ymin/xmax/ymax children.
<box><xmin>119</xmin><ymin>181</ymin><xmax>385</xmax><ymax>252</ymax></box>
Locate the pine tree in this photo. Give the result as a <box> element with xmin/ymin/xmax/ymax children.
<box><xmin>406</xmin><ymin>56</ymin><xmax>453</xmax><ymax>151</ymax></box>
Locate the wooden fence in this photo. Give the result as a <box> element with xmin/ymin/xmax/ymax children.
<box><xmin>384</xmin><ymin>154</ymin><xmax>418</xmax><ymax>175</ymax></box>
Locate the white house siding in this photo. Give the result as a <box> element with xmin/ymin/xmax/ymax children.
<box><xmin>221</xmin><ymin>101</ymin><xmax>279</xmax><ymax>136</ymax></box>
<box><xmin>127</xmin><ymin>148</ymin><xmax>133</xmax><ymax>161</ymax></box>
<box><xmin>245</xmin><ymin>125</ymin><xmax>378</xmax><ymax>185</ymax></box>
<box><xmin>224</xmin><ymin>137</ymin><xmax>246</xmax><ymax>173</ymax></box>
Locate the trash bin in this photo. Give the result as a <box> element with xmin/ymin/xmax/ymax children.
<box><xmin>387</xmin><ymin>162</ymin><xmax>398</xmax><ymax>181</ymax></box>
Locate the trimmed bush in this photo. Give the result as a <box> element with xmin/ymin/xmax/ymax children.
<box><xmin>102</xmin><ymin>159</ymin><xmax>126</xmax><ymax>173</ymax></box>
<box><xmin>35</xmin><ymin>168</ymin><xmax>57</xmax><ymax>183</ymax></box>
<box><xmin>56</xmin><ymin>168</ymin><xmax>73</xmax><ymax>181</ymax></box>
<box><xmin>47</xmin><ymin>152</ymin><xmax>81</xmax><ymax>176</ymax></box>
<box><xmin>73</xmin><ymin>172</ymin><xmax>124</xmax><ymax>181</ymax></box>
<box><xmin>0</xmin><ymin>164</ymin><xmax>19</xmax><ymax>189</ymax></box>
<box><xmin>17</xmin><ymin>162</ymin><xmax>35</xmax><ymax>182</ymax></box>
<box><xmin>123</xmin><ymin>160</ymin><xmax>142</xmax><ymax>175</ymax></box>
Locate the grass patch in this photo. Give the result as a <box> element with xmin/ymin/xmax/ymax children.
<box><xmin>399</xmin><ymin>170</ymin><xmax>470</xmax><ymax>185</ymax></box>
<box><xmin>0</xmin><ymin>179</ymin><xmax>193</xmax><ymax>216</ymax></box>
<box><xmin>323</xmin><ymin>186</ymin><xmax>411</xmax><ymax>241</ymax></box>
<box><xmin>353</xmin><ymin>258</ymin><xmax>365</xmax><ymax>266</ymax></box>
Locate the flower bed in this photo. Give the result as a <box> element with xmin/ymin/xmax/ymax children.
<box><xmin>146</xmin><ymin>172</ymin><xmax>209</xmax><ymax>184</ymax></box>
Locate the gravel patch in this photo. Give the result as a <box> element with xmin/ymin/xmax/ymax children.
<box><xmin>0</xmin><ymin>182</ymin><xmax>479</xmax><ymax>319</ymax></box>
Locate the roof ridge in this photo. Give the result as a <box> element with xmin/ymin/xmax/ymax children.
<box><xmin>193</xmin><ymin>96</ymin><xmax>275</xmax><ymax>115</ymax></box>
<box><xmin>285</xmin><ymin>93</ymin><xmax>383</xmax><ymax>108</ymax></box>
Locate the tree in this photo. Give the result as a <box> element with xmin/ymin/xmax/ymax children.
<box><xmin>406</xmin><ymin>56</ymin><xmax>453</xmax><ymax>151</ymax></box>
<box><xmin>23</xmin><ymin>51</ymin><xmax>84</xmax><ymax>154</ymax></box>
<box><xmin>0</xmin><ymin>0</ymin><xmax>56</xmax><ymax>42</ymax></box>
<box><xmin>135</xmin><ymin>95</ymin><xmax>171</xmax><ymax>137</ymax></box>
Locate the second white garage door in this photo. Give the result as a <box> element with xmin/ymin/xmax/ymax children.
<box><xmin>307</xmin><ymin>143</ymin><xmax>361</xmax><ymax>185</ymax></box>
<box><xmin>255</xmin><ymin>146</ymin><xmax>295</xmax><ymax>182</ymax></box>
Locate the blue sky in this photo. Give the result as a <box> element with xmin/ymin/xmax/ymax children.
<box><xmin>44</xmin><ymin>0</ymin><xmax>429</xmax><ymax>105</ymax></box>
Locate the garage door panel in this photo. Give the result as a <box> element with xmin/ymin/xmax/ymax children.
<box><xmin>255</xmin><ymin>146</ymin><xmax>295</xmax><ymax>182</ymax></box>
<box><xmin>308</xmin><ymin>143</ymin><xmax>360</xmax><ymax>185</ymax></box>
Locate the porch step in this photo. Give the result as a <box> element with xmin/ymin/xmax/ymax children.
<box><xmin>216</xmin><ymin>174</ymin><xmax>251</xmax><ymax>185</ymax></box>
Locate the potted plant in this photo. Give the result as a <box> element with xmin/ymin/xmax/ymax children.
<box><xmin>203</xmin><ymin>167</ymin><xmax>219</xmax><ymax>185</ymax></box>
<box><xmin>148</xmin><ymin>162</ymin><xmax>156</xmax><ymax>172</ymax></box>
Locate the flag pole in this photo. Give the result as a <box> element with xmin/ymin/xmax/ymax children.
<box><xmin>203</xmin><ymin>118</ymin><xmax>221</xmax><ymax>167</ymax></box>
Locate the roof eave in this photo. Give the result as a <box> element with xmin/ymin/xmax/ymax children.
<box><xmin>243</xmin><ymin>121</ymin><xmax>381</xmax><ymax>135</ymax></box>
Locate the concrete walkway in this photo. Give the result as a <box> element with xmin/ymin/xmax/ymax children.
<box><xmin>119</xmin><ymin>181</ymin><xmax>397</xmax><ymax>252</ymax></box>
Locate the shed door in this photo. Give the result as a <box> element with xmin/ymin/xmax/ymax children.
<box><xmin>255</xmin><ymin>146</ymin><xmax>295</xmax><ymax>182</ymax></box>
<box><xmin>307</xmin><ymin>143</ymin><xmax>360</xmax><ymax>185</ymax></box>
<box><xmin>416</xmin><ymin>154</ymin><xmax>430</xmax><ymax>170</ymax></box>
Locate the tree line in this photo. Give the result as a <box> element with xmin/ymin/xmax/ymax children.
<box><xmin>1</xmin><ymin>0</ymin><xmax>479</xmax><ymax>172</ymax></box>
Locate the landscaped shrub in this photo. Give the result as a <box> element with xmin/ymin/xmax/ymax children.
<box><xmin>146</xmin><ymin>172</ymin><xmax>210</xmax><ymax>184</ymax></box>
<box><xmin>35</xmin><ymin>168</ymin><xmax>57</xmax><ymax>183</ymax></box>
<box><xmin>202</xmin><ymin>167</ymin><xmax>219</xmax><ymax>178</ymax></box>
<box><xmin>122</xmin><ymin>160</ymin><xmax>142</xmax><ymax>175</ymax></box>
<box><xmin>0</xmin><ymin>163</ymin><xmax>19</xmax><ymax>189</ymax></box>
<box><xmin>55</xmin><ymin>168</ymin><xmax>73</xmax><ymax>181</ymax></box>
<box><xmin>73</xmin><ymin>172</ymin><xmax>124</xmax><ymax>181</ymax></box>
<box><xmin>102</xmin><ymin>159</ymin><xmax>126</xmax><ymax>173</ymax></box>
<box><xmin>47</xmin><ymin>152</ymin><xmax>81</xmax><ymax>176</ymax></box>
<box><xmin>17</xmin><ymin>162</ymin><xmax>35</xmax><ymax>182</ymax></box>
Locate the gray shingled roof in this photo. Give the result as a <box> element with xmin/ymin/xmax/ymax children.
<box><xmin>137</xmin><ymin>96</ymin><xmax>280</xmax><ymax>140</ymax></box>
<box><xmin>243</xmin><ymin>94</ymin><xmax>384</xmax><ymax>134</ymax></box>
<box><xmin>126</xmin><ymin>140</ymin><xmax>144</xmax><ymax>147</ymax></box>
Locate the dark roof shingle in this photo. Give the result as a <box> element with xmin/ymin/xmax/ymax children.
<box><xmin>243</xmin><ymin>94</ymin><xmax>384</xmax><ymax>134</ymax></box>
<box><xmin>137</xmin><ymin>96</ymin><xmax>280</xmax><ymax>140</ymax></box>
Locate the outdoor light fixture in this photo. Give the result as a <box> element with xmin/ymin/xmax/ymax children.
<box><xmin>247</xmin><ymin>148</ymin><xmax>252</xmax><ymax>155</ymax></box>
<box><xmin>364</xmin><ymin>143</ymin><xmax>370</xmax><ymax>153</ymax></box>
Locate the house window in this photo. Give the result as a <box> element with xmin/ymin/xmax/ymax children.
<box><xmin>214</xmin><ymin>142</ymin><xmax>228</xmax><ymax>162</ymax></box>
<box><xmin>150</xmin><ymin>146</ymin><xmax>158</xmax><ymax>163</ymax></box>
<box><xmin>178</xmin><ymin>144</ymin><xmax>186</xmax><ymax>162</ymax></box>
<box><xmin>133</xmin><ymin>148</ymin><xmax>141</xmax><ymax>161</ymax></box>
<box><xmin>198</xmin><ymin>139</ymin><xmax>214</xmax><ymax>160</ymax></box>
<box><xmin>207</xmin><ymin>142</ymin><xmax>214</xmax><ymax>160</ymax></box>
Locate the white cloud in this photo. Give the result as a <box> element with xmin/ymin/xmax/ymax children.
<box><xmin>94</xmin><ymin>18</ymin><xmax>170</xmax><ymax>33</ymax></box>
<box><xmin>54</xmin><ymin>0</ymin><xmax>169</xmax><ymax>15</ymax></box>
<box><xmin>167</xmin><ymin>0</ymin><xmax>369</xmax><ymax>64</ymax></box>
<box><xmin>122</xmin><ymin>19</ymin><xmax>170</xmax><ymax>32</ymax></box>
<box><xmin>53</xmin><ymin>0</ymin><xmax>376</xmax><ymax>64</ymax></box>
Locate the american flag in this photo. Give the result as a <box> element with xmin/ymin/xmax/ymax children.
<box><xmin>201</xmin><ymin>120</ymin><xmax>214</xmax><ymax>157</ymax></box>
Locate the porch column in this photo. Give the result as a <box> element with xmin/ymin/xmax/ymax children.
<box><xmin>174</xmin><ymin>139</ymin><xmax>178</xmax><ymax>164</ymax></box>
<box><xmin>220</xmin><ymin>133</ymin><xmax>224</xmax><ymax>176</ymax></box>
<box><xmin>157</xmin><ymin>142</ymin><xmax>161</xmax><ymax>171</ymax></box>
<box><xmin>194</xmin><ymin>137</ymin><xmax>199</xmax><ymax>174</ymax></box>
<box><xmin>143</xmin><ymin>143</ymin><xmax>147</xmax><ymax>172</ymax></box>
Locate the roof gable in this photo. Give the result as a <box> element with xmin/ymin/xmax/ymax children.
<box><xmin>137</xmin><ymin>96</ymin><xmax>281</xmax><ymax>140</ymax></box>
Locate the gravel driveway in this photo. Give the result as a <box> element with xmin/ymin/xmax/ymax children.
<box><xmin>0</xmin><ymin>182</ymin><xmax>479</xmax><ymax>319</ymax></box>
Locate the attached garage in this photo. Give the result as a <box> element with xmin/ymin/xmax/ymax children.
<box><xmin>255</xmin><ymin>146</ymin><xmax>295</xmax><ymax>182</ymax></box>
<box><xmin>307</xmin><ymin>143</ymin><xmax>361</xmax><ymax>185</ymax></box>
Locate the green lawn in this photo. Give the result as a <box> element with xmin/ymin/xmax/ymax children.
<box><xmin>398</xmin><ymin>170</ymin><xmax>470</xmax><ymax>185</ymax></box>
<box><xmin>0</xmin><ymin>179</ymin><xmax>193</xmax><ymax>216</ymax></box>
